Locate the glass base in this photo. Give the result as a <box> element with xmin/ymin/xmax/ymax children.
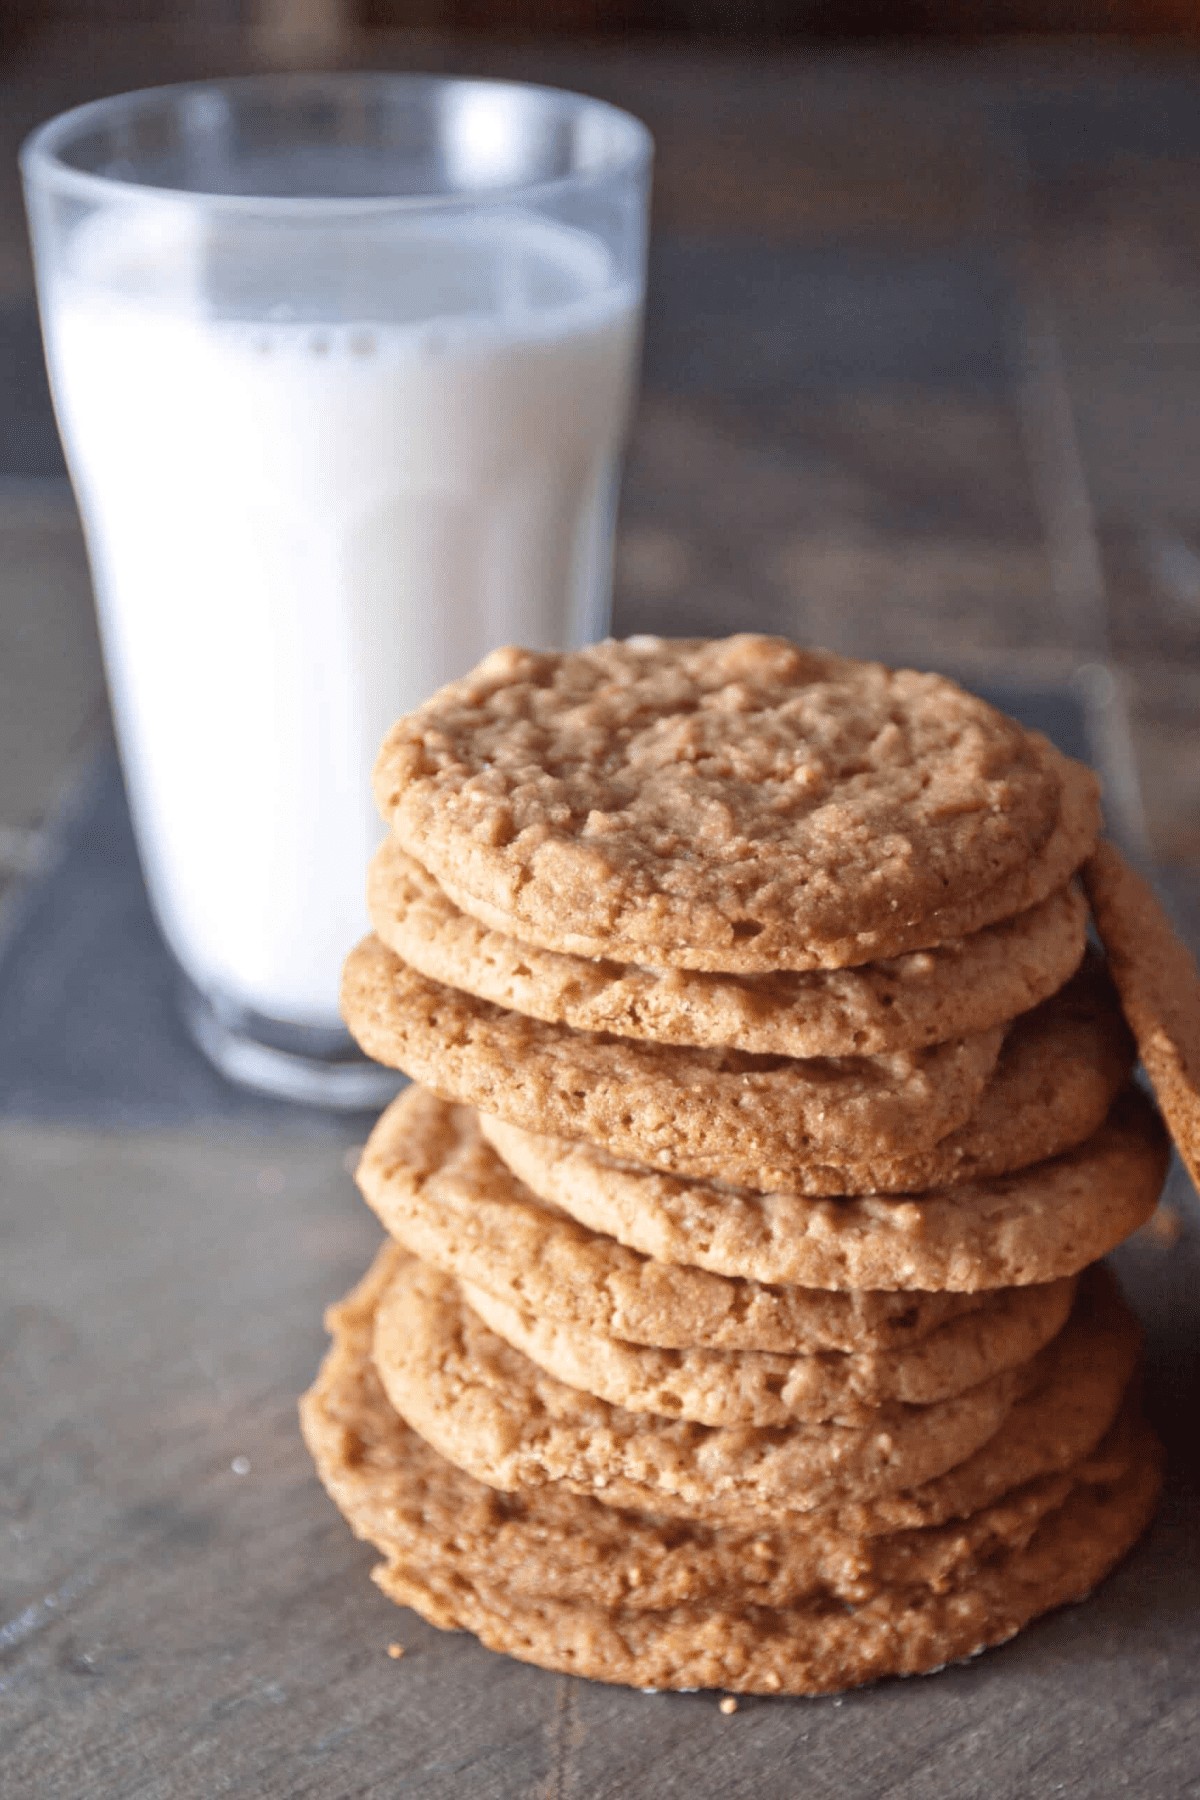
<box><xmin>182</xmin><ymin>984</ymin><xmax>402</xmax><ymax>1110</ymax></box>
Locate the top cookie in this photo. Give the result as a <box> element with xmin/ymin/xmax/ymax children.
<box><xmin>373</xmin><ymin>636</ymin><xmax>1068</xmax><ymax>973</ymax></box>
<box><xmin>1084</xmin><ymin>840</ymin><xmax>1200</xmax><ymax>1190</ymax></box>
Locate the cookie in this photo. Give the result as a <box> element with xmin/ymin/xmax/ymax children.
<box><xmin>404</xmin><ymin>737</ymin><xmax>1100</xmax><ymax>978</ymax></box>
<box><xmin>461</xmin><ymin>1272</ymin><xmax>1075</xmax><ymax>1426</ymax></box>
<box><xmin>359</xmin><ymin>1088</ymin><xmax>993</xmax><ymax>1349</ymax></box>
<box><xmin>1085</xmin><ymin>840</ymin><xmax>1200</xmax><ymax>1190</ymax></box>
<box><xmin>834</xmin><ymin>1265</ymin><xmax>1141</xmax><ymax>1536</ymax></box>
<box><xmin>342</xmin><ymin>937</ymin><xmax>1005</xmax><ymax>1172</ymax></box>
<box><xmin>342</xmin><ymin>943</ymin><xmax>1129</xmax><ymax>1191</ymax></box>
<box><xmin>359</xmin><ymin>1088</ymin><xmax>1067</xmax><ymax>1348</ymax></box>
<box><xmin>372</xmin><ymin>636</ymin><xmax>1073</xmax><ymax>973</ymax></box>
<box><xmin>369</xmin><ymin>839</ymin><xmax>1089</xmax><ymax>1057</ymax></box>
<box><xmin>483</xmin><ymin>1083</ymin><xmax>1165</xmax><ymax>1291</ymax></box>
<box><xmin>372</xmin><ymin>1254</ymin><xmax>1037</xmax><ymax>1519</ymax></box>
<box><xmin>375</xmin><ymin>1436</ymin><xmax>1160</xmax><ymax>1694</ymax></box>
<box><xmin>301</xmin><ymin>1242</ymin><xmax>1142</xmax><ymax>1619</ymax></box>
<box><xmin>841</xmin><ymin>749</ymin><xmax>1099</xmax><ymax>977</ymax></box>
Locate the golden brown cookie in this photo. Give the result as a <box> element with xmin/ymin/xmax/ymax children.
<box><xmin>372</xmin><ymin>636</ymin><xmax>1075</xmax><ymax>973</ymax></box>
<box><xmin>342</xmin><ymin>943</ymin><xmax>1129</xmax><ymax>1191</ymax></box>
<box><xmin>359</xmin><ymin>1088</ymin><xmax>999</xmax><ymax>1349</ymax></box>
<box><xmin>410</xmin><ymin>738</ymin><xmax>1100</xmax><ymax>978</ymax></box>
<box><xmin>846</xmin><ymin>747</ymin><xmax>1099</xmax><ymax>975</ymax></box>
<box><xmin>483</xmin><ymin>1084</ymin><xmax>1165</xmax><ymax>1291</ymax></box>
<box><xmin>834</xmin><ymin>1265</ymin><xmax>1141</xmax><ymax>1536</ymax></box>
<box><xmin>1085</xmin><ymin>840</ymin><xmax>1200</xmax><ymax>1190</ymax></box>
<box><xmin>372</xmin><ymin>1254</ymin><xmax>1037</xmax><ymax>1519</ymax></box>
<box><xmin>368</xmin><ymin>839</ymin><xmax>1089</xmax><ymax>1056</ymax></box>
<box><xmin>342</xmin><ymin>937</ymin><xmax>1005</xmax><ymax>1172</ymax></box>
<box><xmin>461</xmin><ymin>1272</ymin><xmax>1075</xmax><ymax>1426</ymax></box>
<box><xmin>301</xmin><ymin>1242</ymin><xmax>1145</xmax><ymax>1623</ymax></box>
<box><xmin>375</xmin><ymin>1437</ymin><xmax>1160</xmax><ymax>1694</ymax></box>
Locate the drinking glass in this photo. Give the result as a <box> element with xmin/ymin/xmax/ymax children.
<box><xmin>21</xmin><ymin>74</ymin><xmax>651</xmax><ymax>1105</ymax></box>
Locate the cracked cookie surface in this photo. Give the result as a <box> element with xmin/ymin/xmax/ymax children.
<box><xmin>373</xmin><ymin>636</ymin><xmax>1077</xmax><ymax>971</ymax></box>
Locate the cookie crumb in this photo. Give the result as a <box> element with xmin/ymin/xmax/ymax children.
<box><xmin>386</xmin><ymin>1642</ymin><xmax>405</xmax><ymax>1660</ymax></box>
<box><xmin>719</xmin><ymin>1696</ymin><xmax>738</xmax><ymax>1715</ymax></box>
<box><xmin>1139</xmin><ymin>1202</ymin><xmax>1183</xmax><ymax>1250</ymax></box>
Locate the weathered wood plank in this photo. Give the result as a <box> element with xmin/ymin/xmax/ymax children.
<box><xmin>2</xmin><ymin>1128</ymin><xmax>1197</xmax><ymax>1799</ymax></box>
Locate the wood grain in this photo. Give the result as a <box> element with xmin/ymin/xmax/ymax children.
<box><xmin>1</xmin><ymin>1125</ymin><xmax>1197</xmax><ymax>1798</ymax></box>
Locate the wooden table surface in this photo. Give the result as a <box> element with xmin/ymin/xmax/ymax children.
<box><xmin>4</xmin><ymin>1125</ymin><xmax>1198</xmax><ymax>1798</ymax></box>
<box><xmin>2</xmin><ymin>29</ymin><xmax>1200</xmax><ymax>1798</ymax></box>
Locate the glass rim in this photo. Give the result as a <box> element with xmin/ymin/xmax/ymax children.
<box><xmin>19</xmin><ymin>69</ymin><xmax>653</xmax><ymax>215</ymax></box>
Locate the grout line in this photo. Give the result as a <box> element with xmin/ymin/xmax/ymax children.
<box><xmin>1018</xmin><ymin>312</ymin><xmax>1152</xmax><ymax>857</ymax></box>
<box><xmin>1002</xmin><ymin>125</ymin><xmax>1153</xmax><ymax>862</ymax></box>
<box><xmin>544</xmin><ymin>1675</ymin><xmax>578</xmax><ymax>1800</ymax></box>
<box><xmin>1013</xmin><ymin>261</ymin><xmax>1153</xmax><ymax>859</ymax></box>
<box><xmin>1073</xmin><ymin>662</ymin><xmax>1154</xmax><ymax>866</ymax></box>
<box><xmin>1017</xmin><ymin>301</ymin><xmax>1109</xmax><ymax>661</ymax></box>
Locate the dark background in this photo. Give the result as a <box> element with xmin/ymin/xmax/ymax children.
<box><xmin>8</xmin><ymin>1</ymin><xmax>1200</xmax><ymax>40</ymax></box>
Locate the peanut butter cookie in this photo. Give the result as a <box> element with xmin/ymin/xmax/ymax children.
<box><xmin>373</xmin><ymin>636</ymin><xmax>1076</xmax><ymax>972</ymax></box>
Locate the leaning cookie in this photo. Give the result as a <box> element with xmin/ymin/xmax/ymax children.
<box><xmin>1085</xmin><ymin>840</ymin><xmax>1200</xmax><ymax>1190</ymax></box>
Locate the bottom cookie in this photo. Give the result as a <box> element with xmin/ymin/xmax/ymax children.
<box><xmin>301</xmin><ymin>1244</ymin><xmax>1161</xmax><ymax>1695</ymax></box>
<box><xmin>375</xmin><ymin>1439</ymin><xmax>1159</xmax><ymax>1694</ymax></box>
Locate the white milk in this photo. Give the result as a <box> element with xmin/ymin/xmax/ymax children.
<box><xmin>44</xmin><ymin>211</ymin><xmax>640</xmax><ymax>1028</ymax></box>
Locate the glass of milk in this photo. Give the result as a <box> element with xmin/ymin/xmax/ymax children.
<box><xmin>21</xmin><ymin>75</ymin><xmax>650</xmax><ymax>1106</ymax></box>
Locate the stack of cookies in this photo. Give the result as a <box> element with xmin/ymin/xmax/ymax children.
<box><xmin>302</xmin><ymin>635</ymin><xmax>1186</xmax><ymax>1697</ymax></box>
